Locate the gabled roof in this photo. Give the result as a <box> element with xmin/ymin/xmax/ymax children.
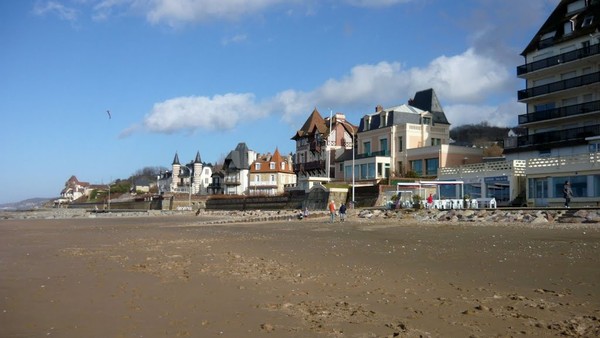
<box><xmin>291</xmin><ymin>108</ymin><xmax>328</xmax><ymax>140</ymax></box>
<box><xmin>521</xmin><ymin>0</ymin><xmax>600</xmax><ymax>56</ymax></box>
<box><xmin>249</xmin><ymin>147</ymin><xmax>294</xmax><ymax>173</ymax></box>
<box><xmin>409</xmin><ymin>88</ymin><xmax>450</xmax><ymax>125</ymax></box>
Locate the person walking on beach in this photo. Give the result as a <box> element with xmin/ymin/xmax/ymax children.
<box><xmin>339</xmin><ymin>203</ymin><xmax>347</xmax><ymax>222</ymax></box>
<box><xmin>328</xmin><ymin>200</ymin><xmax>336</xmax><ymax>223</ymax></box>
<box><xmin>426</xmin><ymin>193</ymin><xmax>433</xmax><ymax>209</ymax></box>
<box><xmin>563</xmin><ymin>180</ymin><xmax>573</xmax><ymax>208</ymax></box>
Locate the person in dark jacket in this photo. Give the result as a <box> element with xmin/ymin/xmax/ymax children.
<box><xmin>339</xmin><ymin>203</ymin><xmax>347</xmax><ymax>222</ymax></box>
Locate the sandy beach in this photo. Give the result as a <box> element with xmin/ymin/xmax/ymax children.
<box><xmin>1</xmin><ymin>212</ymin><xmax>599</xmax><ymax>337</ymax></box>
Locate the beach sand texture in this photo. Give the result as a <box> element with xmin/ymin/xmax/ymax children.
<box><xmin>1</xmin><ymin>214</ymin><xmax>599</xmax><ymax>337</ymax></box>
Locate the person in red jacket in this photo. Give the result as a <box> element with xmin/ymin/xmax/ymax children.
<box><xmin>328</xmin><ymin>200</ymin><xmax>336</xmax><ymax>223</ymax></box>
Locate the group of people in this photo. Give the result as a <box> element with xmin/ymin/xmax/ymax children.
<box><xmin>328</xmin><ymin>200</ymin><xmax>347</xmax><ymax>223</ymax></box>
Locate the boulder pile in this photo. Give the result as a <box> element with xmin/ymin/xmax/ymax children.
<box><xmin>356</xmin><ymin>208</ymin><xmax>600</xmax><ymax>224</ymax></box>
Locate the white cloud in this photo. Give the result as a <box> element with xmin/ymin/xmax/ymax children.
<box><xmin>445</xmin><ymin>100</ymin><xmax>525</xmax><ymax>128</ymax></box>
<box><xmin>139</xmin><ymin>93</ymin><xmax>267</xmax><ymax>134</ymax></box>
<box><xmin>33</xmin><ymin>1</ymin><xmax>79</xmax><ymax>21</ymax></box>
<box><xmin>271</xmin><ymin>48</ymin><xmax>513</xmax><ymax>123</ymax></box>
<box><xmin>125</xmin><ymin>45</ymin><xmax>519</xmax><ymax>136</ymax></box>
<box><xmin>144</xmin><ymin>0</ymin><xmax>287</xmax><ymax>25</ymax></box>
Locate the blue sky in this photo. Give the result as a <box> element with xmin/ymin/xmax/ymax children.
<box><xmin>0</xmin><ymin>0</ymin><xmax>558</xmax><ymax>204</ymax></box>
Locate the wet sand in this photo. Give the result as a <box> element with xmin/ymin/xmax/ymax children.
<box><xmin>1</xmin><ymin>214</ymin><xmax>599</xmax><ymax>337</ymax></box>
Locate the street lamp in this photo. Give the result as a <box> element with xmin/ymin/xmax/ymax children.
<box><xmin>107</xmin><ymin>183</ymin><xmax>111</xmax><ymax>211</ymax></box>
<box><xmin>352</xmin><ymin>132</ymin><xmax>355</xmax><ymax>208</ymax></box>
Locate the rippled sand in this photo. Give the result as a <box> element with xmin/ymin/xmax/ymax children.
<box><xmin>1</xmin><ymin>214</ymin><xmax>599</xmax><ymax>337</ymax></box>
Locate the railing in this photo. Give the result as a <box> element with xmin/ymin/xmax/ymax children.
<box><xmin>249</xmin><ymin>181</ymin><xmax>277</xmax><ymax>187</ymax></box>
<box><xmin>355</xmin><ymin>150</ymin><xmax>390</xmax><ymax>159</ymax></box>
<box><xmin>518</xmin><ymin>100</ymin><xmax>600</xmax><ymax>124</ymax></box>
<box><xmin>517</xmin><ymin>44</ymin><xmax>600</xmax><ymax>76</ymax></box>
<box><xmin>439</xmin><ymin>160</ymin><xmax>527</xmax><ymax>177</ymax></box>
<box><xmin>518</xmin><ymin>71</ymin><xmax>600</xmax><ymax>100</ymax></box>
<box><xmin>293</xmin><ymin>160</ymin><xmax>325</xmax><ymax>172</ymax></box>
<box><xmin>527</xmin><ymin>152</ymin><xmax>600</xmax><ymax>168</ymax></box>
<box><xmin>224</xmin><ymin>176</ymin><xmax>241</xmax><ymax>185</ymax></box>
<box><xmin>516</xmin><ymin>124</ymin><xmax>600</xmax><ymax>147</ymax></box>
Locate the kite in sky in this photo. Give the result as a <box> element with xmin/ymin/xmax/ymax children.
<box><xmin>106</xmin><ymin>110</ymin><xmax>111</xmax><ymax>119</ymax></box>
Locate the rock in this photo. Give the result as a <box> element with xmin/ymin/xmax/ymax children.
<box><xmin>530</xmin><ymin>216</ymin><xmax>548</xmax><ymax>224</ymax></box>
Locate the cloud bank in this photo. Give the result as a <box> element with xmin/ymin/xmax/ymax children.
<box><xmin>125</xmin><ymin>45</ymin><xmax>517</xmax><ymax>137</ymax></box>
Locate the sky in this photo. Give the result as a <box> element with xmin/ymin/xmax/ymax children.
<box><xmin>0</xmin><ymin>0</ymin><xmax>559</xmax><ymax>204</ymax></box>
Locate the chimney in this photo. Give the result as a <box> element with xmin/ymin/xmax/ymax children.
<box><xmin>375</xmin><ymin>105</ymin><xmax>383</xmax><ymax>112</ymax></box>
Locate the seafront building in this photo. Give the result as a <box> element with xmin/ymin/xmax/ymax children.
<box><xmin>157</xmin><ymin>151</ymin><xmax>213</xmax><ymax>195</ymax></box>
<box><xmin>507</xmin><ymin>0</ymin><xmax>600</xmax><ymax>206</ymax></box>
<box><xmin>440</xmin><ymin>0</ymin><xmax>600</xmax><ymax>207</ymax></box>
<box><xmin>248</xmin><ymin>148</ymin><xmax>296</xmax><ymax>196</ymax></box>
<box><xmin>343</xmin><ymin>89</ymin><xmax>483</xmax><ymax>184</ymax></box>
<box><xmin>291</xmin><ymin>109</ymin><xmax>357</xmax><ymax>192</ymax></box>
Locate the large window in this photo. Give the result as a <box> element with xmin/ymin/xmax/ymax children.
<box><xmin>368</xmin><ymin>163</ymin><xmax>375</xmax><ymax>179</ymax></box>
<box><xmin>425</xmin><ymin>158</ymin><xmax>439</xmax><ymax>176</ymax></box>
<box><xmin>410</xmin><ymin>160</ymin><xmax>423</xmax><ymax>176</ymax></box>
<box><xmin>554</xmin><ymin>176</ymin><xmax>587</xmax><ymax>198</ymax></box>
<box><xmin>363</xmin><ymin>141</ymin><xmax>371</xmax><ymax>155</ymax></box>
<box><xmin>379</xmin><ymin>138</ymin><xmax>388</xmax><ymax>153</ymax></box>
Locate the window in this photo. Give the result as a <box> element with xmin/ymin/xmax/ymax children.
<box><xmin>555</xmin><ymin>176</ymin><xmax>587</xmax><ymax>198</ymax></box>
<box><xmin>534</xmin><ymin>102</ymin><xmax>555</xmax><ymax>112</ymax></box>
<box><xmin>339</xmin><ymin>163</ymin><xmax>343</xmax><ymax>172</ymax></box>
<box><xmin>255</xmin><ymin>175</ymin><xmax>260</xmax><ymax>182</ymax></box>
<box><xmin>431</xmin><ymin>138</ymin><xmax>441</xmax><ymax>146</ymax></box>
<box><xmin>379</xmin><ymin>138</ymin><xmax>388</xmax><ymax>154</ymax></box>
<box><xmin>255</xmin><ymin>163</ymin><xmax>261</xmax><ymax>170</ymax></box>
<box><xmin>425</xmin><ymin>158</ymin><xmax>439</xmax><ymax>176</ymax></box>
<box><xmin>363</xmin><ymin>141</ymin><xmax>371</xmax><ymax>155</ymax></box>
<box><xmin>564</xmin><ymin>21</ymin><xmax>573</xmax><ymax>36</ymax></box>
<box><xmin>582</xmin><ymin>15</ymin><xmax>594</xmax><ymax>27</ymax></box>
<box><xmin>410</xmin><ymin>160</ymin><xmax>423</xmax><ymax>176</ymax></box>
<box><xmin>269</xmin><ymin>162</ymin><xmax>275</xmax><ymax>170</ymax></box>
<box><xmin>398</xmin><ymin>136</ymin><xmax>403</xmax><ymax>152</ymax></box>
<box><xmin>270</xmin><ymin>174</ymin><xmax>275</xmax><ymax>182</ymax></box>
<box><xmin>422</xmin><ymin>117</ymin><xmax>431</xmax><ymax>125</ymax></box>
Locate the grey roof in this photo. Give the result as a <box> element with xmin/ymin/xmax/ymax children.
<box><xmin>172</xmin><ymin>152</ymin><xmax>180</xmax><ymax>165</ymax></box>
<box><xmin>224</xmin><ymin>142</ymin><xmax>251</xmax><ymax>170</ymax></box>
<box><xmin>409</xmin><ymin>88</ymin><xmax>450</xmax><ymax>125</ymax></box>
<box><xmin>358</xmin><ymin>104</ymin><xmax>425</xmax><ymax>131</ymax></box>
<box><xmin>194</xmin><ymin>151</ymin><xmax>202</xmax><ymax>164</ymax></box>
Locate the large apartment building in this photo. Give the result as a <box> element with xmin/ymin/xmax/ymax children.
<box><xmin>505</xmin><ymin>0</ymin><xmax>600</xmax><ymax>206</ymax></box>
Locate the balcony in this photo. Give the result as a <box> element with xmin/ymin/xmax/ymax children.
<box><xmin>355</xmin><ymin>150</ymin><xmax>390</xmax><ymax>159</ymax></box>
<box><xmin>224</xmin><ymin>176</ymin><xmax>241</xmax><ymax>185</ymax></box>
<box><xmin>249</xmin><ymin>181</ymin><xmax>277</xmax><ymax>188</ymax></box>
<box><xmin>514</xmin><ymin>124</ymin><xmax>600</xmax><ymax>149</ymax></box>
<box><xmin>293</xmin><ymin>160</ymin><xmax>325</xmax><ymax>172</ymax></box>
<box><xmin>518</xmin><ymin>71</ymin><xmax>600</xmax><ymax>101</ymax></box>
<box><xmin>518</xmin><ymin>100</ymin><xmax>600</xmax><ymax>125</ymax></box>
<box><xmin>517</xmin><ymin>44</ymin><xmax>600</xmax><ymax>76</ymax></box>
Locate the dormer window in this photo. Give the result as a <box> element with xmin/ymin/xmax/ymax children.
<box><xmin>269</xmin><ymin>162</ymin><xmax>275</xmax><ymax>170</ymax></box>
<box><xmin>280</xmin><ymin>162</ymin><xmax>285</xmax><ymax>170</ymax></box>
<box><xmin>255</xmin><ymin>163</ymin><xmax>261</xmax><ymax>170</ymax></box>
<box><xmin>564</xmin><ymin>21</ymin><xmax>574</xmax><ymax>35</ymax></box>
<box><xmin>582</xmin><ymin>15</ymin><xmax>594</xmax><ymax>27</ymax></box>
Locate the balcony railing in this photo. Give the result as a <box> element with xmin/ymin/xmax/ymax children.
<box><xmin>518</xmin><ymin>100</ymin><xmax>600</xmax><ymax>125</ymax></box>
<box><xmin>293</xmin><ymin>160</ymin><xmax>325</xmax><ymax>172</ymax></box>
<box><xmin>518</xmin><ymin>71</ymin><xmax>600</xmax><ymax>100</ymax></box>
<box><xmin>515</xmin><ymin>124</ymin><xmax>600</xmax><ymax>148</ymax></box>
<box><xmin>355</xmin><ymin>150</ymin><xmax>390</xmax><ymax>159</ymax></box>
<box><xmin>224</xmin><ymin>177</ymin><xmax>241</xmax><ymax>185</ymax></box>
<box><xmin>517</xmin><ymin>44</ymin><xmax>600</xmax><ymax>76</ymax></box>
